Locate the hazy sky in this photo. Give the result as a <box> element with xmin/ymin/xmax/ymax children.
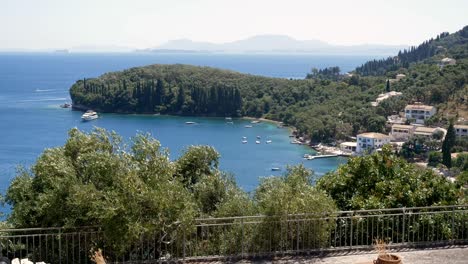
<box><xmin>1</xmin><ymin>0</ymin><xmax>467</xmax><ymax>50</ymax></box>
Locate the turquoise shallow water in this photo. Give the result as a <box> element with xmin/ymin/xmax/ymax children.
<box><xmin>0</xmin><ymin>53</ymin><xmax>366</xmax><ymax>198</ymax></box>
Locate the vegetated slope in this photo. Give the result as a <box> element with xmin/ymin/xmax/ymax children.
<box><xmin>70</xmin><ymin>64</ymin><xmax>387</xmax><ymax>141</ymax></box>
<box><xmin>70</xmin><ymin>25</ymin><xmax>467</xmax><ymax>141</ymax></box>
<box><xmin>355</xmin><ymin>25</ymin><xmax>468</xmax><ymax>76</ymax></box>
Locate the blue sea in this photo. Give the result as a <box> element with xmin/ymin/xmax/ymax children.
<box><xmin>0</xmin><ymin>52</ymin><xmax>375</xmax><ymax>198</ymax></box>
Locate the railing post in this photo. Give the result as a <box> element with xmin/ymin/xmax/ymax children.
<box><xmin>58</xmin><ymin>229</ymin><xmax>62</xmax><ymax>264</ymax></box>
<box><xmin>402</xmin><ymin>208</ymin><xmax>406</xmax><ymax>245</ymax></box>
<box><xmin>241</xmin><ymin>217</ymin><xmax>244</xmax><ymax>258</ymax></box>
<box><xmin>183</xmin><ymin>229</ymin><xmax>186</xmax><ymax>259</ymax></box>
<box><xmin>350</xmin><ymin>211</ymin><xmax>353</xmax><ymax>248</ymax></box>
<box><xmin>296</xmin><ymin>217</ymin><xmax>299</xmax><ymax>253</ymax></box>
<box><xmin>451</xmin><ymin>205</ymin><xmax>455</xmax><ymax>244</ymax></box>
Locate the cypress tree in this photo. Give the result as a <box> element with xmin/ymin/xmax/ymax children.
<box><xmin>385</xmin><ymin>79</ymin><xmax>391</xmax><ymax>92</ymax></box>
<box><xmin>442</xmin><ymin>122</ymin><xmax>456</xmax><ymax>168</ymax></box>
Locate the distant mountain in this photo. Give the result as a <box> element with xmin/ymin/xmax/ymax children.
<box><xmin>146</xmin><ymin>35</ymin><xmax>408</xmax><ymax>55</ymax></box>
<box><xmin>70</xmin><ymin>45</ymin><xmax>135</xmax><ymax>53</ymax></box>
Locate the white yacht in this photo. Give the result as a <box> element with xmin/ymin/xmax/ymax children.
<box><xmin>255</xmin><ymin>140</ymin><xmax>261</xmax><ymax>144</ymax></box>
<box><xmin>266</xmin><ymin>140</ymin><xmax>272</xmax><ymax>144</ymax></box>
<box><xmin>81</xmin><ymin>110</ymin><xmax>98</xmax><ymax>121</ymax></box>
<box><xmin>242</xmin><ymin>140</ymin><xmax>248</xmax><ymax>144</ymax></box>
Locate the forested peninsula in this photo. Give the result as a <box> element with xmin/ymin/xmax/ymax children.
<box><xmin>70</xmin><ymin>26</ymin><xmax>467</xmax><ymax>142</ymax></box>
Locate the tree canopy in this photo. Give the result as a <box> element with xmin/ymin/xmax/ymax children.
<box><xmin>317</xmin><ymin>145</ymin><xmax>461</xmax><ymax>210</ymax></box>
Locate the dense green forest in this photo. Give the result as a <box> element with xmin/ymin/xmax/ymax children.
<box><xmin>355</xmin><ymin>26</ymin><xmax>468</xmax><ymax>75</ymax></box>
<box><xmin>70</xmin><ymin>26</ymin><xmax>467</xmax><ymax>142</ymax></box>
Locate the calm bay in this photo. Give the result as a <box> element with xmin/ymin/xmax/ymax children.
<box><xmin>0</xmin><ymin>52</ymin><xmax>375</xmax><ymax>195</ymax></box>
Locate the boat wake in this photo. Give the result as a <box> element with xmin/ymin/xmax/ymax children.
<box><xmin>18</xmin><ymin>97</ymin><xmax>68</xmax><ymax>102</ymax></box>
<box><xmin>35</xmin><ymin>89</ymin><xmax>56</xmax><ymax>92</ymax></box>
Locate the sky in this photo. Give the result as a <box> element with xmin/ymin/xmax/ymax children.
<box><xmin>1</xmin><ymin>0</ymin><xmax>467</xmax><ymax>50</ymax></box>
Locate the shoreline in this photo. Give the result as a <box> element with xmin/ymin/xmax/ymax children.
<box><xmin>73</xmin><ymin>106</ymin><xmax>323</xmax><ymax>153</ymax></box>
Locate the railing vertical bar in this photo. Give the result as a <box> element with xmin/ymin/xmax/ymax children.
<box><xmin>350</xmin><ymin>212</ymin><xmax>353</xmax><ymax>248</ymax></box>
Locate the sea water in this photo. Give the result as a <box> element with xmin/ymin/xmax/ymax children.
<box><xmin>0</xmin><ymin>52</ymin><xmax>375</xmax><ymax>195</ymax></box>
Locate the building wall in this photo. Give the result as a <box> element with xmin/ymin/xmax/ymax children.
<box><xmin>357</xmin><ymin>136</ymin><xmax>391</xmax><ymax>153</ymax></box>
<box><xmin>455</xmin><ymin>126</ymin><xmax>468</xmax><ymax>137</ymax></box>
<box><xmin>405</xmin><ymin>108</ymin><xmax>436</xmax><ymax>124</ymax></box>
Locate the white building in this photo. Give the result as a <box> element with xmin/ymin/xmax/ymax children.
<box><xmin>455</xmin><ymin>125</ymin><xmax>468</xmax><ymax>137</ymax></box>
<box><xmin>440</xmin><ymin>57</ymin><xmax>456</xmax><ymax>66</ymax></box>
<box><xmin>371</xmin><ymin>91</ymin><xmax>403</xmax><ymax>106</ymax></box>
<box><xmin>391</xmin><ymin>124</ymin><xmax>415</xmax><ymax>141</ymax></box>
<box><xmin>396</xmin><ymin>74</ymin><xmax>406</xmax><ymax>80</ymax></box>
<box><xmin>356</xmin><ymin>133</ymin><xmax>391</xmax><ymax>154</ymax></box>
<box><xmin>404</xmin><ymin>104</ymin><xmax>436</xmax><ymax>124</ymax></box>
<box><xmin>340</xmin><ymin>142</ymin><xmax>357</xmax><ymax>153</ymax></box>
<box><xmin>413</xmin><ymin>126</ymin><xmax>446</xmax><ymax>139</ymax></box>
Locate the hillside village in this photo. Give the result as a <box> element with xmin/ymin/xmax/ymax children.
<box><xmin>319</xmin><ymin>56</ymin><xmax>467</xmax><ymax>177</ymax></box>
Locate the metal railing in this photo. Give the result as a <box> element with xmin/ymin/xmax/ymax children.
<box><xmin>0</xmin><ymin>205</ymin><xmax>466</xmax><ymax>263</ymax></box>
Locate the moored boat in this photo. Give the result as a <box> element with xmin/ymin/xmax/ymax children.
<box><xmin>185</xmin><ymin>121</ymin><xmax>196</xmax><ymax>125</ymax></box>
<box><xmin>271</xmin><ymin>167</ymin><xmax>281</xmax><ymax>171</ymax></box>
<box><xmin>245</xmin><ymin>125</ymin><xmax>253</xmax><ymax>128</ymax></box>
<box><xmin>81</xmin><ymin>110</ymin><xmax>98</xmax><ymax>121</ymax></box>
<box><xmin>60</xmin><ymin>103</ymin><xmax>71</xmax><ymax>108</ymax></box>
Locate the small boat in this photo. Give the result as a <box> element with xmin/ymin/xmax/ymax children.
<box><xmin>226</xmin><ymin>121</ymin><xmax>234</xmax><ymax>124</ymax></box>
<box><xmin>256</xmin><ymin>136</ymin><xmax>261</xmax><ymax>139</ymax></box>
<box><xmin>266</xmin><ymin>140</ymin><xmax>272</xmax><ymax>144</ymax></box>
<box><xmin>242</xmin><ymin>140</ymin><xmax>248</xmax><ymax>144</ymax></box>
<box><xmin>255</xmin><ymin>140</ymin><xmax>261</xmax><ymax>144</ymax></box>
<box><xmin>271</xmin><ymin>167</ymin><xmax>281</xmax><ymax>171</ymax></box>
<box><xmin>290</xmin><ymin>139</ymin><xmax>302</xmax><ymax>144</ymax></box>
<box><xmin>245</xmin><ymin>125</ymin><xmax>253</xmax><ymax>128</ymax></box>
<box><xmin>185</xmin><ymin>121</ymin><xmax>196</xmax><ymax>125</ymax></box>
<box><xmin>251</xmin><ymin>120</ymin><xmax>260</xmax><ymax>124</ymax></box>
<box><xmin>304</xmin><ymin>154</ymin><xmax>315</xmax><ymax>160</ymax></box>
<box><xmin>60</xmin><ymin>103</ymin><xmax>71</xmax><ymax>108</ymax></box>
<box><xmin>225</xmin><ymin>117</ymin><xmax>232</xmax><ymax>121</ymax></box>
<box><xmin>81</xmin><ymin>110</ymin><xmax>98</xmax><ymax>121</ymax></box>
<box><xmin>242</xmin><ymin>136</ymin><xmax>247</xmax><ymax>139</ymax></box>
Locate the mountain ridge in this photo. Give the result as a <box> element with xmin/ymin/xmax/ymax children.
<box><xmin>143</xmin><ymin>34</ymin><xmax>408</xmax><ymax>55</ymax></box>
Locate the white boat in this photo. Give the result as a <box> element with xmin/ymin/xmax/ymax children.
<box><xmin>251</xmin><ymin>120</ymin><xmax>260</xmax><ymax>124</ymax></box>
<box><xmin>245</xmin><ymin>125</ymin><xmax>253</xmax><ymax>128</ymax></box>
<box><xmin>290</xmin><ymin>139</ymin><xmax>302</xmax><ymax>144</ymax></box>
<box><xmin>271</xmin><ymin>167</ymin><xmax>281</xmax><ymax>171</ymax></box>
<box><xmin>185</xmin><ymin>121</ymin><xmax>196</xmax><ymax>125</ymax></box>
<box><xmin>255</xmin><ymin>140</ymin><xmax>261</xmax><ymax>144</ymax></box>
<box><xmin>266</xmin><ymin>140</ymin><xmax>272</xmax><ymax>144</ymax></box>
<box><xmin>256</xmin><ymin>135</ymin><xmax>261</xmax><ymax>139</ymax></box>
<box><xmin>225</xmin><ymin>117</ymin><xmax>232</xmax><ymax>121</ymax></box>
<box><xmin>242</xmin><ymin>140</ymin><xmax>248</xmax><ymax>144</ymax></box>
<box><xmin>81</xmin><ymin>110</ymin><xmax>98</xmax><ymax>121</ymax></box>
<box><xmin>242</xmin><ymin>136</ymin><xmax>247</xmax><ymax>139</ymax></box>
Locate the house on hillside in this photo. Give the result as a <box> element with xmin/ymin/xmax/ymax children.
<box><xmin>404</xmin><ymin>103</ymin><xmax>436</xmax><ymax>124</ymax></box>
<box><xmin>356</xmin><ymin>132</ymin><xmax>391</xmax><ymax>154</ymax></box>
<box><xmin>371</xmin><ymin>91</ymin><xmax>403</xmax><ymax>106</ymax></box>
<box><xmin>391</xmin><ymin>124</ymin><xmax>416</xmax><ymax>141</ymax></box>
<box><xmin>440</xmin><ymin>57</ymin><xmax>456</xmax><ymax>67</ymax></box>
<box><xmin>396</xmin><ymin>74</ymin><xmax>406</xmax><ymax>80</ymax></box>
<box><xmin>455</xmin><ymin>125</ymin><xmax>468</xmax><ymax>137</ymax></box>
<box><xmin>340</xmin><ymin>142</ymin><xmax>357</xmax><ymax>153</ymax></box>
<box><xmin>413</xmin><ymin>126</ymin><xmax>446</xmax><ymax>139</ymax></box>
